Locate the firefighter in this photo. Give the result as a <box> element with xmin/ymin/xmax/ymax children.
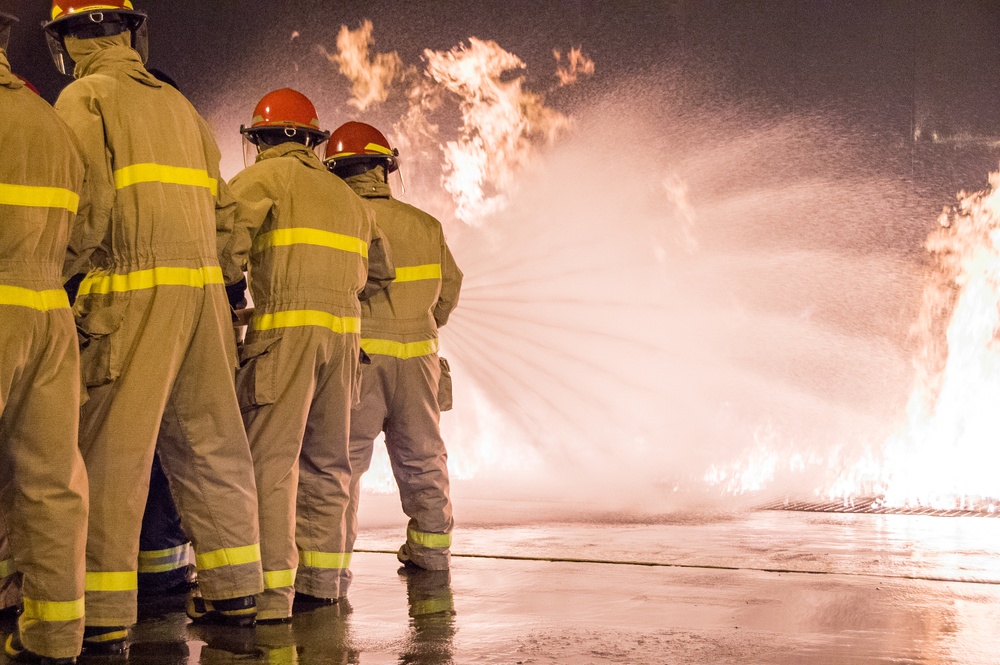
<box><xmin>225</xmin><ymin>89</ymin><xmax>394</xmax><ymax>622</ymax></box>
<box><xmin>42</xmin><ymin>0</ymin><xmax>263</xmax><ymax>652</ymax></box>
<box><xmin>0</xmin><ymin>12</ymin><xmax>89</xmax><ymax>664</ymax></box>
<box><xmin>325</xmin><ymin>122</ymin><xmax>462</xmax><ymax>580</ymax></box>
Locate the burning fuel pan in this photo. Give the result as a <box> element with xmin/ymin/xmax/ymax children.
<box><xmin>759</xmin><ymin>498</ymin><xmax>1000</xmax><ymax>518</ymax></box>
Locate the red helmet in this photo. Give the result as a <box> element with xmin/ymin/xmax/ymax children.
<box><xmin>324</xmin><ymin>121</ymin><xmax>399</xmax><ymax>173</ymax></box>
<box><xmin>240</xmin><ymin>88</ymin><xmax>330</xmax><ymax>147</ymax></box>
<box><xmin>0</xmin><ymin>12</ymin><xmax>17</xmax><ymax>52</ymax></box>
<box><xmin>42</xmin><ymin>0</ymin><xmax>148</xmax><ymax>75</ymax></box>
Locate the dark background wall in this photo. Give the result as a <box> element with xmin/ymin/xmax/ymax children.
<box><xmin>5</xmin><ymin>0</ymin><xmax>1000</xmax><ymax>200</ymax></box>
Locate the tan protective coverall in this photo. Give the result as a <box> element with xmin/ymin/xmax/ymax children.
<box><xmin>0</xmin><ymin>50</ymin><xmax>89</xmax><ymax>659</ymax></box>
<box><xmin>344</xmin><ymin>169</ymin><xmax>462</xmax><ymax>576</ymax></box>
<box><xmin>226</xmin><ymin>142</ymin><xmax>394</xmax><ymax>620</ymax></box>
<box><xmin>55</xmin><ymin>35</ymin><xmax>262</xmax><ymax>627</ymax></box>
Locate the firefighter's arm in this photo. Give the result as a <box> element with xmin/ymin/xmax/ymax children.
<box><xmin>224</xmin><ymin>163</ymin><xmax>276</xmax><ymax>290</ymax></box>
<box><xmin>197</xmin><ymin>115</ymin><xmax>237</xmax><ymax>273</ymax></box>
<box><xmin>56</xmin><ymin>82</ymin><xmax>114</xmax><ymax>281</ymax></box>
<box><xmin>434</xmin><ymin>237</ymin><xmax>463</xmax><ymax>328</ymax></box>
<box><xmin>360</xmin><ymin>213</ymin><xmax>396</xmax><ymax>301</ymax></box>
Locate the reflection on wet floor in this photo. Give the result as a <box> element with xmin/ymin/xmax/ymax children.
<box><xmin>3</xmin><ymin>511</ymin><xmax>1000</xmax><ymax>664</ymax></box>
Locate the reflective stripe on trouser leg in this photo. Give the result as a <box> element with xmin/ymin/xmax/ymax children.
<box><xmin>258</xmin><ymin>568</ymin><xmax>296</xmax><ymax>620</ymax></box>
<box><xmin>0</xmin><ymin>309</ymin><xmax>87</xmax><ymax>657</ymax></box>
<box><xmin>241</xmin><ymin>327</ymin><xmax>355</xmax><ymax>617</ymax></box>
<box><xmin>155</xmin><ymin>285</ymin><xmax>263</xmax><ymax>601</ymax></box>
<box><xmin>385</xmin><ymin>354</ymin><xmax>453</xmax><ymax>570</ymax></box>
<box><xmin>343</xmin><ymin>355</ymin><xmax>394</xmax><ymax>593</ymax></box>
<box><xmin>137</xmin><ymin>543</ymin><xmax>191</xmax><ymax>574</ymax></box>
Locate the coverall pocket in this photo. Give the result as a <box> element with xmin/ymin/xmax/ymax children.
<box><xmin>75</xmin><ymin>291</ymin><xmax>132</xmax><ymax>387</ymax></box>
<box><xmin>438</xmin><ymin>356</ymin><xmax>453</xmax><ymax>412</ymax></box>
<box><xmin>236</xmin><ymin>336</ymin><xmax>281</xmax><ymax>411</ymax></box>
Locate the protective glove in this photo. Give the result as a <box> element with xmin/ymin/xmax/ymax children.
<box><xmin>226</xmin><ymin>277</ymin><xmax>248</xmax><ymax>311</ymax></box>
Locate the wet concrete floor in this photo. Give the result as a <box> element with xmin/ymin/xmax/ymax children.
<box><xmin>5</xmin><ymin>507</ymin><xmax>1000</xmax><ymax>663</ymax></box>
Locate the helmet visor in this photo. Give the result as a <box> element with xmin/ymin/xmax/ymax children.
<box><xmin>43</xmin><ymin>11</ymin><xmax>148</xmax><ymax>74</ymax></box>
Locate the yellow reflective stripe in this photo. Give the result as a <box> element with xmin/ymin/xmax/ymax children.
<box><xmin>268</xmin><ymin>646</ymin><xmax>298</xmax><ymax>665</ymax></box>
<box><xmin>137</xmin><ymin>544</ymin><xmax>191</xmax><ymax>573</ymax></box>
<box><xmin>85</xmin><ymin>571</ymin><xmax>137</xmax><ymax>592</ymax></box>
<box><xmin>263</xmin><ymin>569</ymin><xmax>296</xmax><ymax>589</ymax></box>
<box><xmin>252</xmin><ymin>310</ymin><xmax>361</xmax><ymax>334</ymax></box>
<box><xmin>360</xmin><ymin>338</ymin><xmax>439</xmax><ymax>359</ymax></box>
<box><xmin>114</xmin><ymin>163</ymin><xmax>218</xmax><ymax>196</ymax></box>
<box><xmin>137</xmin><ymin>544</ymin><xmax>189</xmax><ymax>561</ymax></box>
<box><xmin>298</xmin><ymin>551</ymin><xmax>351</xmax><ymax>570</ymax></box>
<box><xmin>394</xmin><ymin>264</ymin><xmax>441</xmax><ymax>283</ymax></box>
<box><xmin>0</xmin><ymin>285</ymin><xmax>70</xmax><ymax>311</ymax></box>
<box><xmin>407</xmin><ymin>528</ymin><xmax>452</xmax><ymax>549</ymax></box>
<box><xmin>195</xmin><ymin>543</ymin><xmax>261</xmax><ymax>571</ymax></box>
<box><xmin>22</xmin><ymin>596</ymin><xmax>85</xmax><ymax>622</ymax></box>
<box><xmin>365</xmin><ymin>142</ymin><xmax>393</xmax><ymax>155</ymax></box>
<box><xmin>0</xmin><ymin>558</ymin><xmax>15</xmax><ymax>579</ymax></box>
<box><xmin>0</xmin><ymin>183</ymin><xmax>80</xmax><ymax>213</ymax></box>
<box><xmin>411</xmin><ymin>598</ymin><xmax>454</xmax><ymax>616</ymax></box>
<box><xmin>254</xmin><ymin>228</ymin><xmax>368</xmax><ymax>258</ymax></box>
<box><xmin>85</xmin><ymin>629</ymin><xmax>128</xmax><ymax>644</ymax></box>
<box><xmin>78</xmin><ymin>266</ymin><xmax>224</xmax><ymax>296</ymax></box>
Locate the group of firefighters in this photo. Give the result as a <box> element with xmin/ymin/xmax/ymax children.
<box><xmin>0</xmin><ymin>1</ymin><xmax>463</xmax><ymax>662</ymax></box>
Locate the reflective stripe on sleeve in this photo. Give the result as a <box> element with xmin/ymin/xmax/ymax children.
<box><xmin>251</xmin><ymin>310</ymin><xmax>361</xmax><ymax>335</ymax></box>
<box><xmin>263</xmin><ymin>569</ymin><xmax>296</xmax><ymax>589</ymax></box>
<box><xmin>0</xmin><ymin>558</ymin><xmax>15</xmax><ymax>579</ymax></box>
<box><xmin>253</xmin><ymin>228</ymin><xmax>368</xmax><ymax>258</ymax></box>
<box><xmin>85</xmin><ymin>571</ymin><xmax>137</xmax><ymax>592</ymax></box>
<box><xmin>393</xmin><ymin>264</ymin><xmax>442</xmax><ymax>283</ymax></box>
<box><xmin>78</xmin><ymin>266</ymin><xmax>224</xmax><ymax>296</ymax></box>
<box><xmin>0</xmin><ymin>183</ymin><xmax>80</xmax><ymax>213</ymax></box>
<box><xmin>298</xmin><ymin>551</ymin><xmax>351</xmax><ymax>570</ymax></box>
<box><xmin>138</xmin><ymin>543</ymin><xmax>192</xmax><ymax>574</ymax></box>
<box><xmin>22</xmin><ymin>596</ymin><xmax>85</xmax><ymax>622</ymax></box>
<box><xmin>0</xmin><ymin>285</ymin><xmax>70</xmax><ymax>311</ymax></box>
<box><xmin>407</xmin><ymin>528</ymin><xmax>452</xmax><ymax>550</ymax></box>
<box><xmin>114</xmin><ymin>164</ymin><xmax>218</xmax><ymax>196</ymax></box>
<box><xmin>360</xmin><ymin>338</ymin><xmax>439</xmax><ymax>360</ymax></box>
<box><xmin>194</xmin><ymin>543</ymin><xmax>261</xmax><ymax>571</ymax></box>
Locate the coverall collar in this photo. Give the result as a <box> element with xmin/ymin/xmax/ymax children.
<box><xmin>343</xmin><ymin>167</ymin><xmax>392</xmax><ymax>200</ymax></box>
<box><xmin>256</xmin><ymin>141</ymin><xmax>327</xmax><ymax>170</ymax></box>
<box><xmin>0</xmin><ymin>49</ymin><xmax>21</xmax><ymax>88</ymax></box>
<box><xmin>67</xmin><ymin>33</ymin><xmax>160</xmax><ymax>87</ymax></box>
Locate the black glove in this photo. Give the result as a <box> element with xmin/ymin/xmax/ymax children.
<box><xmin>226</xmin><ymin>277</ymin><xmax>248</xmax><ymax>311</ymax></box>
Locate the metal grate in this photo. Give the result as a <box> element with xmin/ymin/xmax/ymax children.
<box><xmin>759</xmin><ymin>498</ymin><xmax>1000</xmax><ymax>518</ymax></box>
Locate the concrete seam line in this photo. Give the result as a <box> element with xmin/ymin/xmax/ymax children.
<box><xmin>353</xmin><ymin>548</ymin><xmax>1000</xmax><ymax>586</ymax></box>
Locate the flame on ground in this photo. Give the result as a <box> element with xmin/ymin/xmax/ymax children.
<box><xmin>863</xmin><ymin>172</ymin><xmax>1000</xmax><ymax>511</ymax></box>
